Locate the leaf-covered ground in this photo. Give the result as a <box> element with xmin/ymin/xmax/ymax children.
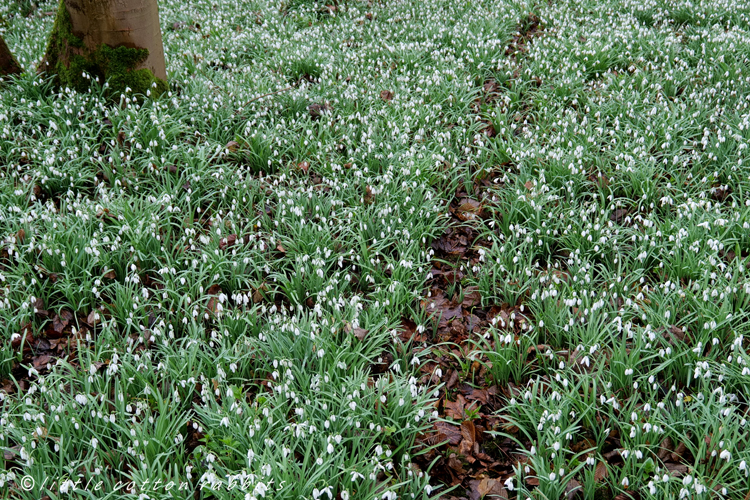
<box><xmin>1</xmin><ymin>0</ymin><xmax>750</xmax><ymax>499</ymax></box>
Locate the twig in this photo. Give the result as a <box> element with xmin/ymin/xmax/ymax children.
<box><xmin>188</xmin><ymin>59</ymin><xmax>296</xmax><ymax>117</ymax></box>
<box><xmin>232</xmin><ymin>85</ymin><xmax>296</xmax><ymax>117</ymax></box>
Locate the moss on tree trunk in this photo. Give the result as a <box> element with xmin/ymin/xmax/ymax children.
<box><xmin>0</xmin><ymin>33</ymin><xmax>22</xmax><ymax>78</ymax></box>
<box><xmin>40</xmin><ymin>0</ymin><xmax>167</xmax><ymax>98</ymax></box>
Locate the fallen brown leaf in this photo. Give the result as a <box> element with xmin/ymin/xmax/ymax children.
<box><xmin>465</xmin><ymin>385</ymin><xmax>498</xmax><ymax>405</ymax></box>
<box><xmin>206</xmin><ymin>284</ymin><xmax>223</xmax><ymax>314</ymax></box>
<box><xmin>252</xmin><ymin>284</ymin><xmax>267</xmax><ymax>303</ymax></box>
<box><xmin>32</xmin><ymin>426</ymin><xmax>48</xmax><ymax>439</ymax></box>
<box><xmin>570</xmin><ymin>437</ymin><xmax>596</xmax><ymax>453</ymax></box>
<box><xmin>435</xmin><ymin>421</ymin><xmax>462</xmax><ymax>446</ymax></box>
<box><xmin>308</xmin><ymin>102</ymin><xmax>332</xmax><ymax>120</ymax></box>
<box><xmin>353</xmin><ymin>327</ymin><xmax>368</xmax><ymax>341</ymax></box>
<box><xmin>86</xmin><ymin>310</ymin><xmax>99</xmax><ymax>326</ymax></box>
<box><xmin>380</xmin><ymin>90</ymin><xmax>394</xmax><ymax>101</ymax></box>
<box><xmin>446</xmin><ymin>369</ymin><xmax>459</xmax><ymax>389</ymax></box>
<box><xmin>613</xmin><ymin>494</ymin><xmax>640</xmax><ymax>500</ymax></box>
<box><xmin>444</xmin><ymin>394</ymin><xmax>467</xmax><ymax>420</ymax></box>
<box><xmin>665</xmin><ymin>325</ymin><xmax>685</xmax><ymax>344</ymax></box>
<box><xmin>459</xmin><ymin>420</ymin><xmax>476</xmax><ymax>457</ymax></box>
<box><xmin>461</xmin><ymin>286</ymin><xmax>482</xmax><ymax>308</ymax></box>
<box><xmin>447</xmin><ymin>453</ymin><xmax>465</xmax><ymax>476</ymax></box>
<box><xmin>594</xmin><ymin>461</ymin><xmax>608</xmax><ymax>482</ymax></box>
<box><xmin>33</xmin><ymin>297</ymin><xmax>48</xmax><ymax>317</ymax></box>
<box><xmin>610</xmin><ymin>208</ymin><xmax>629</xmax><ymax>223</ymax></box>
<box><xmin>11</xmin><ymin>324</ymin><xmax>33</xmax><ymax>348</ymax></box>
<box><xmin>565</xmin><ymin>478</ymin><xmax>582</xmax><ymax>499</ymax></box>
<box><xmin>422</xmin><ymin>292</ymin><xmax>463</xmax><ymax>322</ymax></box>
<box><xmin>657</xmin><ymin>437</ymin><xmax>673</xmax><ymax>460</ymax></box>
<box><xmin>344</xmin><ymin>322</ymin><xmax>369</xmax><ymax>341</ymax></box>
<box><xmin>455</xmin><ymin>198</ymin><xmax>484</xmax><ymax>221</ymax></box>
<box><xmin>671</xmin><ymin>440</ymin><xmax>689</xmax><ymax>462</ymax></box>
<box><xmin>665</xmin><ymin>463</ymin><xmax>688</xmax><ymax>477</ymax></box>
<box><xmin>32</xmin><ymin>354</ymin><xmax>52</xmax><ymax>371</ymax></box>
<box><xmin>219</xmin><ymin>234</ymin><xmax>238</xmax><ymax>250</ymax></box>
<box><xmin>470</xmin><ymin>477</ymin><xmax>509</xmax><ymax>500</ymax></box>
<box><xmin>364</xmin><ymin>186</ymin><xmax>375</xmax><ymax>205</ymax></box>
<box><xmin>51</xmin><ymin>310</ymin><xmax>73</xmax><ymax>335</ymax></box>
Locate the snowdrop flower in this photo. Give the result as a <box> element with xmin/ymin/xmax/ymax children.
<box><xmin>60</xmin><ymin>479</ymin><xmax>75</xmax><ymax>494</ymax></box>
<box><xmin>253</xmin><ymin>482</ymin><xmax>268</xmax><ymax>497</ymax></box>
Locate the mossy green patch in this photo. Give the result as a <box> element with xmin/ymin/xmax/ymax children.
<box><xmin>41</xmin><ymin>0</ymin><xmax>167</xmax><ymax>98</ymax></box>
<box><xmin>93</xmin><ymin>45</ymin><xmax>168</xmax><ymax>97</ymax></box>
<box><xmin>41</xmin><ymin>0</ymin><xmax>85</xmax><ymax>89</ymax></box>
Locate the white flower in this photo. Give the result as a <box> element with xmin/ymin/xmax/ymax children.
<box><xmin>60</xmin><ymin>479</ymin><xmax>75</xmax><ymax>494</ymax></box>
<box><xmin>253</xmin><ymin>482</ymin><xmax>267</xmax><ymax>498</ymax></box>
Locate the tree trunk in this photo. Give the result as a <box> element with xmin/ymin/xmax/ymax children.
<box><xmin>0</xmin><ymin>33</ymin><xmax>22</xmax><ymax>77</ymax></box>
<box><xmin>40</xmin><ymin>0</ymin><xmax>167</xmax><ymax>97</ymax></box>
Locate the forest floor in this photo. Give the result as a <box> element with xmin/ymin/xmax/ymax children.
<box><xmin>2</xmin><ymin>0</ymin><xmax>750</xmax><ymax>499</ymax></box>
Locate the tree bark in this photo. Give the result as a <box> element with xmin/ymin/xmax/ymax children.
<box><xmin>0</xmin><ymin>33</ymin><xmax>22</xmax><ymax>77</ymax></box>
<box><xmin>40</xmin><ymin>0</ymin><xmax>167</xmax><ymax>96</ymax></box>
